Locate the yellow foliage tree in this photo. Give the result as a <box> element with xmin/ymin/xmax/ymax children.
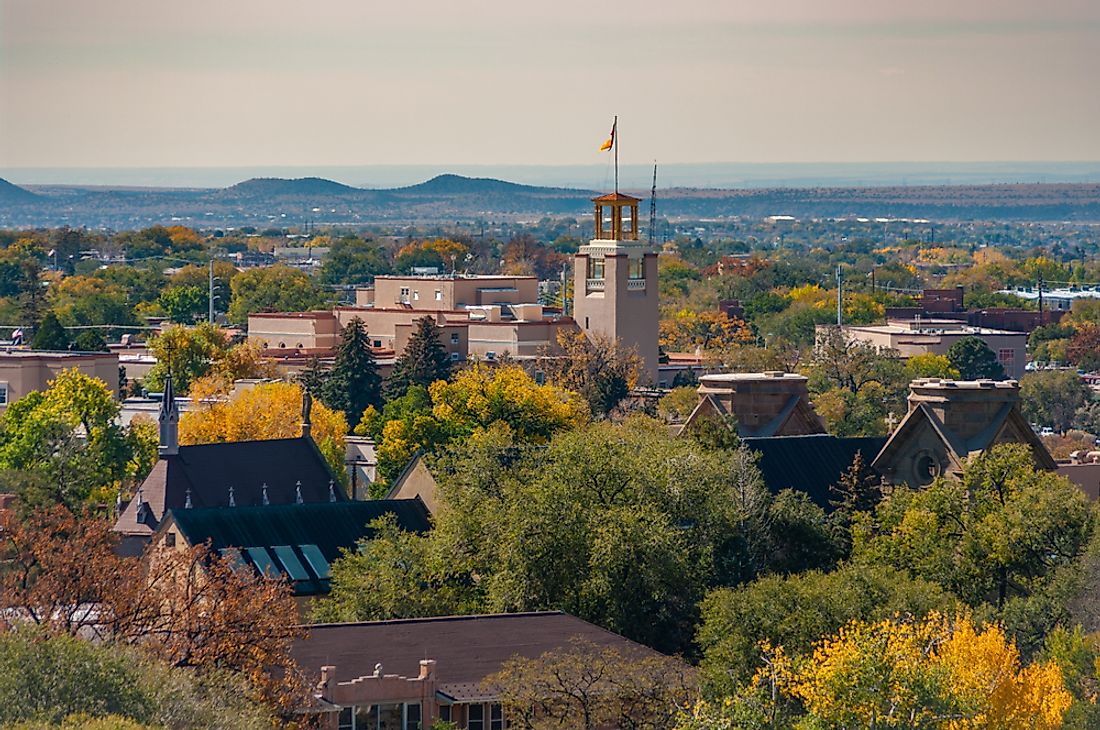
<box><xmin>659</xmin><ymin>309</ymin><xmax>754</xmax><ymax>352</ymax></box>
<box><xmin>773</xmin><ymin>612</ymin><xmax>1071</xmax><ymax>729</ymax></box>
<box><xmin>179</xmin><ymin>380</ymin><xmax>348</xmax><ymax>484</ymax></box>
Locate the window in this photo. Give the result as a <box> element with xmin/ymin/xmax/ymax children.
<box><xmin>468</xmin><ymin>704</ymin><xmax>484</xmax><ymax>730</ymax></box>
<box><xmin>998</xmin><ymin>348</ymin><xmax>1015</xmax><ymax>370</ymax></box>
<box><xmin>451</xmin><ymin>333</ymin><xmax>460</xmax><ymax>344</ymax></box>
<box><xmin>588</xmin><ymin>257</ymin><xmax>605</xmax><ymax>280</ymax></box>
<box><xmin>406</xmin><ymin>703</ymin><xmax>421</xmax><ymax>730</ymax></box>
<box><xmin>439</xmin><ymin>706</ymin><xmax>452</xmax><ymax>723</ymax></box>
<box><xmin>164</xmin><ymin>532</ymin><xmax>176</xmax><ymax>548</ymax></box>
<box><xmin>374</xmin><ymin>340</ymin><xmax>382</xmax><ymax>348</ymax></box>
<box><xmin>413</xmin><ymin>290</ymin><xmax>420</xmax><ymax>301</ymax></box>
<box><xmin>489</xmin><ymin>704</ymin><xmax>503</xmax><ymax>730</ymax></box>
<box><xmin>435</xmin><ymin>290</ymin><xmax>443</xmax><ymax>301</ymax></box>
<box><xmin>400</xmin><ymin>287</ymin><xmax>410</xmax><ymax>297</ymax></box>
<box><xmin>628</xmin><ymin>257</ymin><xmax>645</xmax><ymax>280</ymax></box>
<box><xmin>450</xmin><ymin>352</ymin><xmax>461</xmax><ymax>362</ymax></box>
<box><xmin>0</xmin><ymin>382</ymin><xmax>7</xmax><ymax>405</ymax></box>
<box><xmin>338</xmin><ymin>707</ymin><xmax>353</xmax><ymax>730</ymax></box>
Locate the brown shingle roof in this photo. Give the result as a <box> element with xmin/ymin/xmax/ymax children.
<box><xmin>293</xmin><ymin>612</ymin><xmax>672</xmax><ymax>692</ymax></box>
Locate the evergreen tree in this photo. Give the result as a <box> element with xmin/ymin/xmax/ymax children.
<box><xmin>321</xmin><ymin>317</ymin><xmax>381</xmax><ymax>427</ymax></box>
<box><xmin>946</xmin><ymin>336</ymin><xmax>1006</xmax><ymax>380</ymax></box>
<box><xmin>297</xmin><ymin>356</ymin><xmax>330</xmax><ymax>398</ymax></box>
<box><xmin>31</xmin><ymin>312</ymin><xmax>69</xmax><ymax>351</ymax></box>
<box><xmin>384</xmin><ymin>316</ymin><xmax>451</xmax><ymax>400</ymax></box>
<box><xmin>71</xmin><ymin>330</ymin><xmax>107</xmax><ymax>352</ymax></box>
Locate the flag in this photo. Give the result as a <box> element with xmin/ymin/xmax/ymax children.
<box><xmin>599</xmin><ymin>119</ymin><xmax>615</xmax><ymax>152</ymax></box>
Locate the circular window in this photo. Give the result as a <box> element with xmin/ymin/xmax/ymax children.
<box><xmin>913</xmin><ymin>449</ymin><xmax>941</xmax><ymax>486</ymax></box>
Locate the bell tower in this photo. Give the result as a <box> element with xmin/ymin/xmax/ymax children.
<box><xmin>573</xmin><ymin>191</ymin><xmax>660</xmax><ymax>384</ymax></box>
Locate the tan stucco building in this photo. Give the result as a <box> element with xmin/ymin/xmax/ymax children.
<box><xmin>0</xmin><ymin>349</ymin><xmax>120</xmax><ymax>411</ymax></box>
<box><xmin>830</xmin><ymin>319</ymin><xmax>1028</xmax><ymax>379</ymax></box>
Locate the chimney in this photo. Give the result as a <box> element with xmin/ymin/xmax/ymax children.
<box><xmin>695</xmin><ymin>372</ymin><xmax>825</xmax><ymax>437</ymax></box>
<box><xmin>301</xmin><ymin>388</ymin><xmax>312</xmax><ymax>440</ymax></box>
<box><xmin>419</xmin><ymin>659</ymin><xmax>436</xmax><ymax>679</ymax></box>
<box><xmin>158</xmin><ymin>371</ymin><xmax>179</xmax><ymax>457</ymax></box>
<box><xmin>907</xmin><ymin>378</ymin><xmax>1021</xmax><ymax>444</ymax></box>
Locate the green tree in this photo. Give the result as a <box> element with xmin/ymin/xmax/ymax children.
<box><xmin>1020</xmin><ymin>370</ymin><xmax>1091</xmax><ymax>432</ymax></box>
<box><xmin>158</xmin><ymin>285</ymin><xmax>208</xmax><ymax>324</ymax></box>
<box><xmin>31</xmin><ymin>311</ymin><xmax>70</xmax><ymax>350</ymax></box>
<box><xmin>697</xmin><ymin>563</ymin><xmax>956</xmax><ymax>696</ymax></box>
<box><xmin>227</xmin><ymin>264</ymin><xmax>325</xmax><ymax>324</ymax></box>
<box><xmin>324</xmin><ymin>417</ymin><xmax>774</xmax><ymax>655</ymax></box>
<box><xmin>321</xmin><ymin>317</ymin><xmax>381</xmax><ymax>428</ymax></box>
<box><xmin>804</xmin><ymin>327</ymin><xmax>906</xmax><ymax>436</ymax></box>
<box><xmin>852</xmin><ymin>444</ymin><xmax>1093</xmax><ymax>613</ymax></box>
<box><xmin>0</xmin><ymin>369</ymin><xmax>155</xmax><ymax>507</ymax></box>
<box><xmin>318</xmin><ymin>235</ymin><xmax>390</xmax><ymax>286</ymax></box>
<box><xmin>947</xmin><ymin>335</ymin><xmax>1006</xmax><ymax>380</ymax></box>
<box><xmin>384</xmin><ymin>315</ymin><xmax>451</xmax><ymax>400</ymax></box>
<box><xmin>71</xmin><ymin>329</ymin><xmax>108</xmax><ymax>352</ymax></box>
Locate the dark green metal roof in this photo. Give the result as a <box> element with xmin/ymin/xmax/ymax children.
<box><xmin>167</xmin><ymin>499</ymin><xmax>431</xmax><ymax>595</ymax></box>
<box><xmin>743</xmin><ymin>435</ymin><xmax>887</xmax><ymax>511</ymax></box>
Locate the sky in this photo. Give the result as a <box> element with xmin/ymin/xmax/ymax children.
<box><xmin>2</xmin><ymin>0</ymin><xmax>1100</xmax><ymax>171</ymax></box>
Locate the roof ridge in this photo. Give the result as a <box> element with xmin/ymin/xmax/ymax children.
<box><xmin>304</xmin><ymin>611</ymin><xmax>567</xmax><ymax>630</ymax></box>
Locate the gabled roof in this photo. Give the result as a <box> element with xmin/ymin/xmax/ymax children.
<box><xmin>871</xmin><ymin>400</ymin><xmax>1056</xmax><ymax>477</ymax></box>
<box><xmin>162</xmin><ymin>499</ymin><xmax>431</xmax><ymax>595</ymax></box>
<box><xmin>743</xmin><ymin>435</ymin><xmax>888</xmax><ymax>510</ymax></box>
<box><xmin>294</xmin><ymin>612</ymin><xmax>675</xmax><ymax>694</ymax></box>
<box><xmin>114</xmin><ymin>437</ymin><xmax>344</xmax><ymax>537</ymax></box>
<box><xmin>592</xmin><ymin>192</ymin><xmax>642</xmax><ymax>204</ymax></box>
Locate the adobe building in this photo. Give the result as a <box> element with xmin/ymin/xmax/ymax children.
<box><xmin>834</xmin><ymin>319</ymin><xmax>1027</xmax><ymax>379</ymax></box>
<box><xmin>681</xmin><ymin>372</ymin><xmax>827</xmax><ymax>438</ymax></box>
<box><xmin>573</xmin><ymin>192</ymin><xmax>660</xmax><ymax>384</ymax></box>
<box><xmin>872</xmin><ymin>378</ymin><xmax>1056</xmax><ymax>487</ymax></box>
<box><xmin>0</xmin><ymin>349</ymin><xmax>119</xmax><ymax>411</ymax></box>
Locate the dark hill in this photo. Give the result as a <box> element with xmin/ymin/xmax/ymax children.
<box><xmin>0</xmin><ymin>178</ymin><xmax>38</xmax><ymax>202</ymax></box>
<box><xmin>218</xmin><ymin>176</ymin><xmax>362</xmax><ymax>198</ymax></box>
<box><xmin>395</xmin><ymin>174</ymin><xmax>582</xmax><ymax>197</ymax></box>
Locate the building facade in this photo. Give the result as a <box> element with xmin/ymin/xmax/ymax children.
<box><xmin>0</xmin><ymin>349</ymin><xmax>119</xmax><ymax>411</ymax></box>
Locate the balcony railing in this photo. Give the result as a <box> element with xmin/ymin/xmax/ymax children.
<box><xmin>627</xmin><ymin>279</ymin><xmax>647</xmax><ymax>290</ymax></box>
<box><xmin>586</xmin><ymin>279</ymin><xmax>605</xmax><ymax>291</ymax></box>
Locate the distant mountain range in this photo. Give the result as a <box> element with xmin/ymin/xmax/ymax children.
<box><xmin>2</xmin><ymin>173</ymin><xmax>1100</xmax><ymax>229</ymax></box>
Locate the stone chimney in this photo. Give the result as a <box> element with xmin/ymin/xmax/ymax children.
<box><xmin>694</xmin><ymin>371</ymin><xmax>826</xmax><ymax>437</ymax></box>
<box><xmin>418</xmin><ymin>659</ymin><xmax>436</xmax><ymax>679</ymax></box>
<box><xmin>158</xmin><ymin>371</ymin><xmax>179</xmax><ymax>457</ymax></box>
<box><xmin>906</xmin><ymin>378</ymin><xmax>1021</xmax><ymax>444</ymax></box>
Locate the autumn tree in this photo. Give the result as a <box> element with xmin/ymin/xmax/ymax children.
<box><xmin>947</xmin><ymin>335</ymin><xmax>1006</xmax><ymax>380</ymax></box>
<box><xmin>146</xmin><ymin>324</ymin><xmax>276</xmax><ymax>395</ymax></box>
<box><xmin>180</xmin><ymin>379</ymin><xmax>347</xmax><ymax>482</ymax></box>
<box><xmin>902</xmin><ymin>352</ymin><xmax>960</xmax><ymax>381</ymax></box>
<box><xmin>541</xmin><ymin>330</ymin><xmax>643</xmax><ymax>416</ymax></box>
<box><xmin>383</xmin><ymin>315</ymin><xmax>451</xmax><ymax>400</ymax></box>
<box><xmin>774</xmin><ymin>612</ymin><xmax>1071</xmax><ymax>729</ymax></box>
<box><xmin>0</xmin><ymin>369</ymin><xmax>155</xmax><ymax>508</ymax></box>
<box><xmin>0</xmin><ymin>506</ymin><xmax>304</xmax><ymax>713</ymax></box>
<box><xmin>484</xmin><ymin>638</ymin><xmax>696</xmax><ymax>730</ymax></box>
<box><xmin>804</xmin><ymin>327</ymin><xmax>906</xmax><ymax>436</ymax></box>
<box><xmin>1067</xmin><ymin>324</ymin><xmax>1100</xmax><ymax>372</ymax></box>
<box><xmin>320</xmin><ymin>317</ymin><xmax>381</xmax><ymax>427</ymax></box>
<box><xmin>659</xmin><ymin>310</ymin><xmax>754</xmax><ymax>353</ymax></box>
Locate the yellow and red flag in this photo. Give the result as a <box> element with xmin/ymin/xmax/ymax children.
<box><xmin>599</xmin><ymin>119</ymin><xmax>616</xmax><ymax>151</ymax></box>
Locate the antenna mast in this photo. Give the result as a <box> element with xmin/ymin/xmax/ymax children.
<box><xmin>613</xmin><ymin>115</ymin><xmax>619</xmax><ymax>194</ymax></box>
<box><xmin>648</xmin><ymin>162</ymin><xmax>658</xmax><ymax>246</ymax></box>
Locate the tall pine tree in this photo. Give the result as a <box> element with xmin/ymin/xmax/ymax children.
<box><xmin>31</xmin><ymin>312</ymin><xmax>70</xmax><ymax>351</ymax></box>
<box><xmin>322</xmin><ymin>317</ymin><xmax>381</xmax><ymax>428</ymax></box>
<box><xmin>384</xmin><ymin>315</ymin><xmax>452</xmax><ymax>400</ymax></box>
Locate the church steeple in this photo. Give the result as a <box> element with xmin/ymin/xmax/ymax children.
<box><xmin>158</xmin><ymin>371</ymin><xmax>179</xmax><ymax>457</ymax></box>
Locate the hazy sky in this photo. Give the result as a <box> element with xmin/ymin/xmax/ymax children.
<box><xmin>2</xmin><ymin>0</ymin><xmax>1099</xmax><ymax>169</ymax></box>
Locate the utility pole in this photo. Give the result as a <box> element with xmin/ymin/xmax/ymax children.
<box><xmin>1038</xmin><ymin>273</ymin><xmax>1044</xmax><ymax>325</ymax></box>
<box><xmin>648</xmin><ymin>162</ymin><xmax>657</xmax><ymax>247</ymax></box>
<box><xmin>836</xmin><ymin>265</ymin><xmax>843</xmax><ymax>327</ymax></box>
<box><xmin>208</xmin><ymin>259</ymin><xmax>215</xmax><ymax>324</ymax></box>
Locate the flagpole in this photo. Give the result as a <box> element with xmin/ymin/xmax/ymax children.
<box><xmin>613</xmin><ymin>115</ymin><xmax>619</xmax><ymax>194</ymax></box>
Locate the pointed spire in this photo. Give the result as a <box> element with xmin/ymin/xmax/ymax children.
<box><xmin>295</xmin><ymin>480</ymin><xmax>303</xmax><ymax>504</ymax></box>
<box><xmin>328</xmin><ymin>479</ymin><xmax>336</xmax><ymax>503</ymax></box>
<box><xmin>158</xmin><ymin>369</ymin><xmax>179</xmax><ymax>457</ymax></box>
<box><xmin>228</xmin><ymin>485</ymin><xmax>235</xmax><ymax>507</ymax></box>
<box><xmin>301</xmin><ymin>388</ymin><xmax>313</xmax><ymax>440</ymax></box>
<box><xmin>262</xmin><ymin>482</ymin><xmax>270</xmax><ymax>506</ymax></box>
<box><xmin>184</xmin><ymin>487</ymin><xmax>192</xmax><ymax>509</ymax></box>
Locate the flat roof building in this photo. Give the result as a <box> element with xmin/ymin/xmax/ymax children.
<box><xmin>0</xmin><ymin>349</ymin><xmax>119</xmax><ymax>411</ymax></box>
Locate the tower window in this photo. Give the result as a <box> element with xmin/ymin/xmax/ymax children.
<box><xmin>588</xmin><ymin>257</ymin><xmax>605</xmax><ymax>280</ymax></box>
<box><xmin>629</xmin><ymin>258</ymin><xmax>645</xmax><ymax>280</ymax></box>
